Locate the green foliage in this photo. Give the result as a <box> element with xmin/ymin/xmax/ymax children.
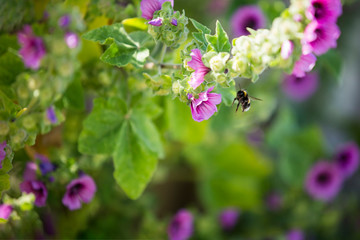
<box><xmin>190</xmin><ymin>18</ymin><xmax>211</xmax><ymax>51</ymax></box>
<box><xmin>205</xmin><ymin>21</ymin><xmax>231</xmax><ymax>53</ymax></box>
<box><xmin>82</xmin><ymin>24</ymin><xmax>151</xmax><ymax>67</ymax></box>
<box><xmin>79</xmin><ymin>97</ymin><xmax>163</xmax><ymax>199</ymax></box>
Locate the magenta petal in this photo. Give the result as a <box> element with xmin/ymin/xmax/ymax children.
<box><xmin>171</xmin><ymin>18</ymin><xmax>178</xmax><ymax>26</ymax></box>
<box><xmin>23</xmin><ymin>162</ymin><xmax>38</xmax><ymax>181</ymax></box>
<box><xmin>62</xmin><ymin>193</ymin><xmax>82</xmax><ymax>210</ymax></box>
<box><xmin>306</xmin><ymin>0</ymin><xmax>342</xmax><ymax>24</ymax></box>
<box><xmin>189</xmin><ymin>87</ymin><xmax>221</xmax><ymax>122</ymax></box>
<box><xmin>20</xmin><ymin>180</ymin><xmax>48</xmax><ymax>207</ymax></box>
<box><xmin>168</xmin><ymin>209</ymin><xmax>193</xmax><ymax>240</ymax></box>
<box><xmin>0</xmin><ymin>204</ymin><xmax>13</xmax><ymax>220</ymax></box>
<box><xmin>62</xmin><ymin>175</ymin><xmax>96</xmax><ymax>210</ymax></box>
<box><xmin>292</xmin><ymin>54</ymin><xmax>317</xmax><ymax>78</ymax></box>
<box><xmin>281</xmin><ymin>40</ymin><xmax>294</xmax><ymax>59</ymax></box>
<box><xmin>187</xmin><ymin>49</ymin><xmax>210</xmax><ymax>90</ymax></box>
<box><xmin>140</xmin><ymin>0</ymin><xmax>173</xmax><ymax>20</ymax></box>
<box><xmin>231</xmin><ymin>5</ymin><xmax>266</xmax><ymax>37</ymax></box>
<box><xmin>65</xmin><ymin>32</ymin><xmax>79</xmax><ymax>49</ymax></box>
<box><xmin>148</xmin><ymin>17</ymin><xmax>163</xmax><ymax>26</ymax></box>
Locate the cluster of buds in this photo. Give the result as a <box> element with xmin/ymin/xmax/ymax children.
<box><xmin>142</xmin><ymin>0</ymin><xmax>189</xmax><ymax>48</ymax></box>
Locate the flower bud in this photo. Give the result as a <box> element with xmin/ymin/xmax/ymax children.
<box><xmin>172</xmin><ymin>80</ymin><xmax>183</xmax><ymax>95</ymax></box>
<box><xmin>209</xmin><ymin>52</ymin><xmax>230</xmax><ymax>73</ymax></box>
<box><xmin>230</xmin><ymin>57</ymin><xmax>248</xmax><ymax>75</ymax></box>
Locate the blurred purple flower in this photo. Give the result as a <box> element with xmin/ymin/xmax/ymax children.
<box><xmin>231</xmin><ymin>5</ymin><xmax>266</xmax><ymax>37</ymax></box>
<box><xmin>207</xmin><ymin>0</ymin><xmax>230</xmax><ymax>16</ymax></box>
<box><xmin>58</xmin><ymin>15</ymin><xmax>71</xmax><ymax>28</ymax></box>
<box><xmin>46</xmin><ymin>106</ymin><xmax>57</xmax><ymax>124</ymax></box>
<box><xmin>219</xmin><ymin>208</ymin><xmax>239</xmax><ymax>231</ymax></box>
<box><xmin>188</xmin><ymin>48</ymin><xmax>210</xmax><ymax>89</ymax></box>
<box><xmin>148</xmin><ymin>17</ymin><xmax>163</xmax><ymax>26</ymax></box>
<box><xmin>266</xmin><ymin>192</ymin><xmax>283</xmax><ymax>211</ymax></box>
<box><xmin>281</xmin><ymin>40</ymin><xmax>294</xmax><ymax>60</ymax></box>
<box><xmin>18</xmin><ymin>25</ymin><xmax>46</xmax><ymax>70</ymax></box>
<box><xmin>286</xmin><ymin>229</ymin><xmax>304</xmax><ymax>240</ymax></box>
<box><xmin>0</xmin><ymin>204</ymin><xmax>13</xmax><ymax>220</ymax></box>
<box><xmin>65</xmin><ymin>32</ymin><xmax>79</xmax><ymax>49</ymax></box>
<box><xmin>140</xmin><ymin>0</ymin><xmax>174</xmax><ymax>20</ymax></box>
<box><xmin>62</xmin><ymin>175</ymin><xmax>96</xmax><ymax>210</ymax></box>
<box><xmin>0</xmin><ymin>141</ymin><xmax>7</xmax><ymax>168</ymax></box>
<box><xmin>302</xmin><ymin>21</ymin><xmax>340</xmax><ymax>55</ymax></box>
<box><xmin>282</xmin><ymin>72</ymin><xmax>318</xmax><ymax>102</ymax></box>
<box><xmin>168</xmin><ymin>209</ymin><xmax>193</xmax><ymax>240</ymax></box>
<box><xmin>171</xmin><ymin>18</ymin><xmax>178</xmax><ymax>26</ymax></box>
<box><xmin>292</xmin><ymin>53</ymin><xmax>317</xmax><ymax>78</ymax></box>
<box><xmin>189</xmin><ymin>86</ymin><xmax>222</xmax><ymax>122</ymax></box>
<box><xmin>305</xmin><ymin>161</ymin><xmax>343</xmax><ymax>201</ymax></box>
<box><xmin>306</xmin><ymin>0</ymin><xmax>342</xmax><ymax>24</ymax></box>
<box><xmin>334</xmin><ymin>142</ymin><xmax>359</xmax><ymax>179</ymax></box>
<box><xmin>20</xmin><ymin>180</ymin><xmax>48</xmax><ymax>207</ymax></box>
<box><xmin>23</xmin><ymin>162</ymin><xmax>37</xmax><ymax>181</ymax></box>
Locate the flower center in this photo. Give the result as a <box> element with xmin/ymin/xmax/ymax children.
<box><xmin>70</xmin><ymin>183</ymin><xmax>84</xmax><ymax>196</ymax></box>
<box><xmin>338</xmin><ymin>152</ymin><xmax>350</xmax><ymax>167</ymax></box>
<box><xmin>313</xmin><ymin>2</ymin><xmax>324</xmax><ymax>19</ymax></box>
<box><xmin>316</xmin><ymin>172</ymin><xmax>331</xmax><ymax>185</ymax></box>
<box><xmin>243</xmin><ymin>18</ymin><xmax>258</xmax><ymax>32</ymax></box>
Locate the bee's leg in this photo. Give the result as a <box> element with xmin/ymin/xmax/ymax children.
<box><xmin>236</xmin><ymin>102</ymin><xmax>240</xmax><ymax>112</ymax></box>
<box><xmin>232</xmin><ymin>98</ymin><xmax>237</xmax><ymax>107</ymax></box>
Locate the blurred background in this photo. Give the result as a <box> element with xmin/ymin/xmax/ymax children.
<box><xmin>1</xmin><ymin>0</ymin><xmax>360</xmax><ymax>239</ymax></box>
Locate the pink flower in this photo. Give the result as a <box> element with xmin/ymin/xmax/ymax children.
<box><xmin>302</xmin><ymin>21</ymin><xmax>340</xmax><ymax>55</ymax></box>
<box><xmin>148</xmin><ymin>17</ymin><xmax>163</xmax><ymax>26</ymax></box>
<box><xmin>281</xmin><ymin>40</ymin><xmax>294</xmax><ymax>60</ymax></box>
<box><xmin>20</xmin><ymin>180</ymin><xmax>48</xmax><ymax>207</ymax></box>
<box><xmin>168</xmin><ymin>209</ymin><xmax>193</xmax><ymax>240</ymax></box>
<box><xmin>189</xmin><ymin>86</ymin><xmax>222</xmax><ymax>122</ymax></box>
<box><xmin>18</xmin><ymin>25</ymin><xmax>46</xmax><ymax>70</ymax></box>
<box><xmin>140</xmin><ymin>0</ymin><xmax>174</xmax><ymax>20</ymax></box>
<box><xmin>292</xmin><ymin>54</ymin><xmax>317</xmax><ymax>78</ymax></box>
<box><xmin>65</xmin><ymin>32</ymin><xmax>79</xmax><ymax>49</ymax></box>
<box><xmin>282</xmin><ymin>72</ymin><xmax>318</xmax><ymax>102</ymax></box>
<box><xmin>187</xmin><ymin>49</ymin><xmax>210</xmax><ymax>90</ymax></box>
<box><xmin>231</xmin><ymin>5</ymin><xmax>266</xmax><ymax>37</ymax></box>
<box><xmin>62</xmin><ymin>175</ymin><xmax>96</xmax><ymax>210</ymax></box>
<box><xmin>306</xmin><ymin>0</ymin><xmax>342</xmax><ymax>24</ymax></box>
<box><xmin>0</xmin><ymin>204</ymin><xmax>13</xmax><ymax>220</ymax></box>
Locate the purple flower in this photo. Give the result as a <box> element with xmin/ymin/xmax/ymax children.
<box><xmin>286</xmin><ymin>229</ymin><xmax>304</xmax><ymax>240</ymax></box>
<box><xmin>140</xmin><ymin>0</ymin><xmax>174</xmax><ymax>20</ymax></box>
<box><xmin>46</xmin><ymin>106</ymin><xmax>57</xmax><ymax>124</ymax></box>
<box><xmin>62</xmin><ymin>175</ymin><xmax>96</xmax><ymax>210</ymax></box>
<box><xmin>305</xmin><ymin>161</ymin><xmax>343</xmax><ymax>201</ymax></box>
<box><xmin>302</xmin><ymin>21</ymin><xmax>340</xmax><ymax>55</ymax></box>
<box><xmin>334</xmin><ymin>142</ymin><xmax>359</xmax><ymax>179</ymax></box>
<box><xmin>18</xmin><ymin>25</ymin><xmax>46</xmax><ymax>70</ymax></box>
<box><xmin>231</xmin><ymin>5</ymin><xmax>266</xmax><ymax>37</ymax></box>
<box><xmin>187</xmin><ymin>49</ymin><xmax>210</xmax><ymax>90</ymax></box>
<box><xmin>219</xmin><ymin>208</ymin><xmax>239</xmax><ymax>231</ymax></box>
<box><xmin>0</xmin><ymin>204</ymin><xmax>13</xmax><ymax>220</ymax></box>
<box><xmin>23</xmin><ymin>162</ymin><xmax>38</xmax><ymax>181</ymax></box>
<box><xmin>265</xmin><ymin>192</ymin><xmax>283</xmax><ymax>211</ymax></box>
<box><xmin>292</xmin><ymin>53</ymin><xmax>317</xmax><ymax>78</ymax></box>
<box><xmin>171</xmin><ymin>18</ymin><xmax>178</xmax><ymax>26</ymax></box>
<box><xmin>0</xmin><ymin>141</ymin><xmax>7</xmax><ymax>169</ymax></box>
<box><xmin>306</xmin><ymin>0</ymin><xmax>342</xmax><ymax>24</ymax></box>
<box><xmin>189</xmin><ymin>87</ymin><xmax>222</xmax><ymax>122</ymax></box>
<box><xmin>168</xmin><ymin>209</ymin><xmax>193</xmax><ymax>240</ymax></box>
<box><xmin>36</xmin><ymin>154</ymin><xmax>56</xmax><ymax>176</ymax></box>
<box><xmin>20</xmin><ymin>180</ymin><xmax>48</xmax><ymax>207</ymax></box>
<box><xmin>148</xmin><ymin>17</ymin><xmax>163</xmax><ymax>26</ymax></box>
<box><xmin>281</xmin><ymin>40</ymin><xmax>294</xmax><ymax>60</ymax></box>
<box><xmin>58</xmin><ymin>15</ymin><xmax>71</xmax><ymax>28</ymax></box>
<box><xmin>282</xmin><ymin>72</ymin><xmax>318</xmax><ymax>102</ymax></box>
<box><xmin>65</xmin><ymin>32</ymin><xmax>79</xmax><ymax>49</ymax></box>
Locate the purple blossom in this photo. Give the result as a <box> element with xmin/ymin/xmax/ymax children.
<box><xmin>20</xmin><ymin>180</ymin><xmax>48</xmax><ymax>207</ymax></box>
<box><xmin>219</xmin><ymin>208</ymin><xmax>239</xmax><ymax>231</ymax></box>
<box><xmin>62</xmin><ymin>175</ymin><xmax>96</xmax><ymax>210</ymax></box>
<box><xmin>306</xmin><ymin>0</ymin><xmax>342</xmax><ymax>24</ymax></box>
<box><xmin>286</xmin><ymin>229</ymin><xmax>304</xmax><ymax>240</ymax></box>
<box><xmin>282</xmin><ymin>72</ymin><xmax>318</xmax><ymax>102</ymax></box>
<box><xmin>305</xmin><ymin>161</ymin><xmax>343</xmax><ymax>201</ymax></box>
<box><xmin>36</xmin><ymin>154</ymin><xmax>57</xmax><ymax>176</ymax></box>
<box><xmin>281</xmin><ymin>40</ymin><xmax>294</xmax><ymax>60</ymax></box>
<box><xmin>148</xmin><ymin>17</ymin><xmax>163</xmax><ymax>26</ymax></box>
<box><xmin>231</xmin><ymin>5</ymin><xmax>266</xmax><ymax>37</ymax></box>
<box><xmin>0</xmin><ymin>204</ymin><xmax>13</xmax><ymax>220</ymax></box>
<box><xmin>187</xmin><ymin>49</ymin><xmax>210</xmax><ymax>90</ymax></box>
<box><xmin>23</xmin><ymin>162</ymin><xmax>38</xmax><ymax>181</ymax></box>
<box><xmin>58</xmin><ymin>15</ymin><xmax>71</xmax><ymax>28</ymax></box>
<box><xmin>0</xmin><ymin>141</ymin><xmax>7</xmax><ymax>169</ymax></box>
<box><xmin>140</xmin><ymin>0</ymin><xmax>174</xmax><ymax>20</ymax></box>
<box><xmin>292</xmin><ymin>53</ymin><xmax>317</xmax><ymax>78</ymax></box>
<box><xmin>189</xmin><ymin>86</ymin><xmax>222</xmax><ymax>122</ymax></box>
<box><xmin>46</xmin><ymin>106</ymin><xmax>57</xmax><ymax>124</ymax></box>
<box><xmin>171</xmin><ymin>18</ymin><xmax>178</xmax><ymax>26</ymax></box>
<box><xmin>302</xmin><ymin>21</ymin><xmax>340</xmax><ymax>56</ymax></box>
<box><xmin>168</xmin><ymin>209</ymin><xmax>193</xmax><ymax>240</ymax></box>
<box><xmin>265</xmin><ymin>192</ymin><xmax>283</xmax><ymax>211</ymax></box>
<box><xmin>65</xmin><ymin>32</ymin><xmax>79</xmax><ymax>49</ymax></box>
<box><xmin>18</xmin><ymin>25</ymin><xmax>46</xmax><ymax>70</ymax></box>
<box><xmin>334</xmin><ymin>142</ymin><xmax>359</xmax><ymax>179</ymax></box>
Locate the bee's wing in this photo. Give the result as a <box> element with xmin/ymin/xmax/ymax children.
<box><xmin>249</xmin><ymin>96</ymin><xmax>262</xmax><ymax>101</ymax></box>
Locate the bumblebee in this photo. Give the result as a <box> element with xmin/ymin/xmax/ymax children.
<box><xmin>232</xmin><ymin>89</ymin><xmax>261</xmax><ymax>112</ymax></box>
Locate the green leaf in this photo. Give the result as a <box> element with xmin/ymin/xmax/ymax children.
<box><xmin>216</xmin><ymin>81</ymin><xmax>236</xmax><ymax>106</ymax></box>
<box><xmin>78</xmin><ymin>97</ymin><xmax>127</xmax><ymax>155</ymax></box>
<box><xmin>190</xmin><ymin>18</ymin><xmax>211</xmax><ymax>50</ymax></box>
<box><xmin>113</xmin><ymin>121</ymin><xmax>158</xmax><ymax>199</ymax></box>
<box><xmin>205</xmin><ymin>21</ymin><xmax>231</xmax><ymax>53</ymax></box>
<box><xmin>100</xmin><ymin>43</ymin><xmax>134</xmax><ymax>67</ymax></box>
<box><xmin>190</xmin><ymin>18</ymin><xmax>211</xmax><ymax>34</ymax></box>
<box><xmin>63</xmin><ymin>73</ymin><xmax>85</xmax><ymax>110</ymax></box>
<box><xmin>0</xmin><ymin>50</ymin><xmax>25</xmax><ymax>86</ymax></box>
<box><xmin>0</xmin><ymin>35</ymin><xmax>19</xmax><ymax>55</ymax></box>
<box><xmin>0</xmin><ymin>174</ymin><xmax>10</xmax><ymax>194</ymax></box>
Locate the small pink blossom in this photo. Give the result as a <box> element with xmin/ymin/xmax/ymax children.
<box><xmin>281</xmin><ymin>40</ymin><xmax>294</xmax><ymax>60</ymax></box>
<box><xmin>140</xmin><ymin>0</ymin><xmax>174</xmax><ymax>20</ymax></box>
<box><xmin>0</xmin><ymin>204</ymin><xmax>13</xmax><ymax>220</ymax></box>
<box><xmin>62</xmin><ymin>175</ymin><xmax>96</xmax><ymax>210</ymax></box>
<box><xmin>306</xmin><ymin>0</ymin><xmax>342</xmax><ymax>24</ymax></box>
<box><xmin>292</xmin><ymin>54</ymin><xmax>317</xmax><ymax>78</ymax></box>
<box><xmin>65</xmin><ymin>32</ymin><xmax>79</xmax><ymax>49</ymax></box>
<box><xmin>189</xmin><ymin>86</ymin><xmax>222</xmax><ymax>122</ymax></box>
<box><xmin>187</xmin><ymin>49</ymin><xmax>210</xmax><ymax>90</ymax></box>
